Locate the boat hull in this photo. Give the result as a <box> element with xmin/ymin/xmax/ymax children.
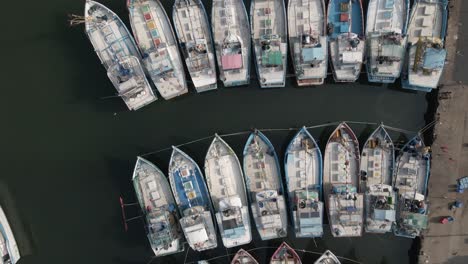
<box><xmin>127</xmin><ymin>0</ymin><xmax>188</xmax><ymax>100</ymax></box>
<box><xmin>365</xmin><ymin>0</ymin><xmax>410</xmax><ymax>83</ymax></box>
<box><xmin>172</xmin><ymin>0</ymin><xmax>217</xmax><ymax>93</ymax></box>
<box><xmin>288</xmin><ymin>0</ymin><xmax>328</xmax><ymax>86</ymax></box>
<box><xmin>243</xmin><ymin>131</ymin><xmax>288</xmax><ymax>240</ymax></box>
<box><xmin>132</xmin><ymin>157</ymin><xmax>184</xmax><ymax>257</ymax></box>
<box><xmin>393</xmin><ymin>136</ymin><xmax>430</xmax><ymax>238</ymax></box>
<box><xmin>327</xmin><ymin>0</ymin><xmax>365</xmax><ymax>82</ymax></box>
<box><xmin>250</xmin><ymin>0</ymin><xmax>288</xmax><ymax>88</ymax></box>
<box><xmin>323</xmin><ymin>123</ymin><xmax>363</xmax><ymax>237</ymax></box>
<box><xmin>212</xmin><ymin>0</ymin><xmax>251</xmax><ymax>87</ymax></box>
<box><xmin>401</xmin><ymin>0</ymin><xmax>448</xmax><ymax>92</ymax></box>
<box><xmin>204</xmin><ymin>135</ymin><xmax>252</xmax><ymax>248</ymax></box>
<box><xmin>84</xmin><ymin>1</ymin><xmax>157</xmax><ymax>110</ymax></box>
<box><xmin>168</xmin><ymin>147</ymin><xmax>218</xmax><ymax>251</ymax></box>
<box><xmin>361</xmin><ymin>126</ymin><xmax>396</xmax><ymax>233</ymax></box>
<box><xmin>284</xmin><ymin>127</ymin><xmax>324</xmax><ymax>237</ymax></box>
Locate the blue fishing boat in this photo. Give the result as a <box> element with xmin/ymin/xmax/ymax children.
<box><xmin>168</xmin><ymin>147</ymin><xmax>217</xmax><ymax>251</ymax></box>
<box><xmin>402</xmin><ymin>0</ymin><xmax>448</xmax><ymax>92</ymax></box>
<box><xmin>132</xmin><ymin>157</ymin><xmax>184</xmax><ymax>257</ymax></box>
<box><xmin>250</xmin><ymin>0</ymin><xmax>288</xmax><ymax>88</ymax></box>
<box><xmin>284</xmin><ymin>127</ymin><xmax>324</xmax><ymax>238</ymax></box>
<box><xmin>172</xmin><ymin>0</ymin><xmax>217</xmax><ymax>93</ymax></box>
<box><xmin>84</xmin><ymin>0</ymin><xmax>157</xmax><ymax>110</ymax></box>
<box><xmin>365</xmin><ymin>0</ymin><xmax>410</xmax><ymax>83</ymax></box>
<box><xmin>127</xmin><ymin>0</ymin><xmax>188</xmax><ymax>100</ymax></box>
<box><xmin>323</xmin><ymin>122</ymin><xmax>363</xmax><ymax>237</ymax></box>
<box><xmin>360</xmin><ymin>125</ymin><xmax>396</xmax><ymax>233</ymax></box>
<box><xmin>393</xmin><ymin>135</ymin><xmax>430</xmax><ymax>238</ymax></box>
<box><xmin>243</xmin><ymin>130</ymin><xmax>288</xmax><ymax>240</ymax></box>
<box><xmin>327</xmin><ymin>0</ymin><xmax>365</xmax><ymax>82</ymax></box>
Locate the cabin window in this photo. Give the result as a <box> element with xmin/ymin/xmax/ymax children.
<box><xmin>255</xmin><ymin>182</ymin><xmax>262</xmax><ymax>189</ymax></box>
<box><xmin>219</xmin><ymin>10</ymin><xmax>226</xmax><ymax>17</ymax></box>
<box><xmin>181</xmin><ymin>10</ymin><xmax>187</xmax><ymax>18</ymax></box>
<box><xmin>297</xmin><ymin>12</ymin><xmax>303</xmax><ymax>20</ymax></box>
<box><xmin>184</xmin><ymin>24</ymin><xmax>190</xmax><ymax>31</ymax></box>
<box><xmin>186</xmin><ymin>33</ymin><xmax>192</xmax><ymax>41</ymax></box>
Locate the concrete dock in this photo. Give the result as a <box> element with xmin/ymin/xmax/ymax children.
<box><xmin>419</xmin><ymin>0</ymin><xmax>468</xmax><ymax>263</ymax></box>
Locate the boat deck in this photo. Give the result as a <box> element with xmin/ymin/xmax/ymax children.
<box><xmin>251</xmin><ymin>0</ymin><xmax>287</xmax><ymax>88</ymax></box>
<box><xmin>243</xmin><ymin>132</ymin><xmax>287</xmax><ymax>240</ymax></box>
<box><xmin>212</xmin><ymin>0</ymin><xmax>250</xmax><ymax>87</ymax></box>
<box><xmin>173</xmin><ymin>0</ymin><xmax>217</xmax><ymax>92</ymax></box>
<box><xmin>85</xmin><ymin>1</ymin><xmax>157</xmax><ymax>110</ymax></box>
<box><xmin>288</xmin><ymin>0</ymin><xmax>327</xmax><ymax>85</ymax></box>
<box><xmin>129</xmin><ymin>0</ymin><xmax>187</xmax><ymax>100</ymax></box>
<box><xmin>328</xmin><ymin>188</ymin><xmax>364</xmax><ymax>237</ymax></box>
<box><xmin>205</xmin><ymin>136</ymin><xmax>251</xmax><ymax>247</ymax></box>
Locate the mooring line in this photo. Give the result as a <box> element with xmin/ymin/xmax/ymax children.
<box><xmin>138</xmin><ymin>121</ymin><xmax>431</xmax><ymax>157</ymax></box>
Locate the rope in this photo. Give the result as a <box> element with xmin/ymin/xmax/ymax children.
<box><xmin>138</xmin><ymin>122</ymin><xmax>430</xmax><ymax>157</ymax></box>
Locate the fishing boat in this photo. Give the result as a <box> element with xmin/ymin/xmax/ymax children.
<box><xmin>212</xmin><ymin>0</ymin><xmax>251</xmax><ymax>87</ymax></box>
<box><xmin>250</xmin><ymin>0</ymin><xmax>288</xmax><ymax>88</ymax></box>
<box><xmin>402</xmin><ymin>0</ymin><xmax>448</xmax><ymax>92</ymax></box>
<box><xmin>288</xmin><ymin>0</ymin><xmax>328</xmax><ymax>86</ymax></box>
<box><xmin>365</xmin><ymin>0</ymin><xmax>410</xmax><ymax>83</ymax></box>
<box><xmin>173</xmin><ymin>0</ymin><xmax>217</xmax><ymax>93</ymax></box>
<box><xmin>231</xmin><ymin>249</ymin><xmax>259</xmax><ymax>264</ymax></box>
<box><xmin>84</xmin><ymin>0</ymin><xmax>157</xmax><ymax>110</ymax></box>
<box><xmin>204</xmin><ymin>135</ymin><xmax>252</xmax><ymax>248</ymax></box>
<box><xmin>132</xmin><ymin>157</ymin><xmax>184</xmax><ymax>257</ymax></box>
<box><xmin>314</xmin><ymin>250</ymin><xmax>341</xmax><ymax>264</ymax></box>
<box><xmin>270</xmin><ymin>242</ymin><xmax>302</xmax><ymax>264</ymax></box>
<box><xmin>243</xmin><ymin>130</ymin><xmax>288</xmax><ymax>240</ymax></box>
<box><xmin>327</xmin><ymin>0</ymin><xmax>365</xmax><ymax>82</ymax></box>
<box><xmin>393</xmin><ymin>135</ymin><xmax>430</xmax><ymax>238</ymax></box>
<box><xmin>285</xmin><ymin>127</ymin><xmax>324</xmax><ymax>238</ymax></box>
<box><xmin>168</xmin><ymin>147</ymin><xmax>217</xmax><ymax>251</ymax></box>
<box><xmin>360</xmin><ymin>125</ymin><xmax>396</xmax><ymax>233</ymax></box>
<box><xmin>323</xmin><ymin>122</ymin><xmax>363</xmax><ymax>237</ymax></box>
<box><xmin>127</xmin><ymin>0</ymin><xmax>188</xmax><ymax>100</ymax></box>
<box><xmin>0</xmin><ymin>206</ymin><xmax>20</xmax><ymax>264</ymax></box>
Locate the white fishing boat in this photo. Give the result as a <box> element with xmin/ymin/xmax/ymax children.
<box><xmin>360</xmin><ymin>125</ymin><xmax>396</xmax><ymax>233</ymax></box>
<box><xmin>323</xmin><ymin>122</ymin><xmax>363</xmax><ymax>237</ymax></box>
<box><xmin>127</xmin><ymin>0</ymin><xmax>188</xmax><ymax>100</ymax></box>
<box><xmin>0</xmin><ymin>206</ymin><xmax>20</xmax><ymax>264</ymax></box>
<box><xmin>173</xmin><ymin>0</ymin><xmax>217</xmax><ymax>92</ymax></box>
<box><xmin>204</xmin><ymin>135</ymin><xmax>252</xmax><ymax>248</ymax></box>
<box><xmin>84</xmin><ymin>0</ymin><xmax>157</xmax><ymax>110</ymax></box>
<box><xmin>314</xmin><ymin>250</ymin><xmax>341</xmax><ymax>264</ymax></box>
<box><xmin>212</xmin><ymin>0</ymin><xmax>251</xmax><ymax>87</ymax></box>
<box><xmin>270</xmin><ymin>242</ymin><xmax>302</xmax><ymax>264</ymax></box>
<box><xmin>250</xmin><ymin>0</ymin><xmax>288</xmax><ymax>88</ymax></box>
<box><xmin>168</xmin><ymin>147</ymin><xmax>218</xmax><ymax>251</ymax></box>
<box><xmin>288</xmin><ymin>0</ymin><xmax>328</xmax><ymax>85</ymax></box>
<box><xmin>132</xmin><ymin>157</ymin><xmax>184</xmax><ymax>257</ymax></box>
<box><xmin>231</xmin><ymin>249</ymin><xmax>259</xmax><ymax>264</ymax></box>
<box><xmin>327</xmin><ymin>0</ymin><xmax>365</xmax><ymax>82</ymax></box>
<box><xmin>285</xmin><ymin>127</ymin><xmax>324</xmax><ymax>238</ymax></box>
<box><xmin>393</xmin><ymin>136</ymin><xmax>430</xmax><ymax>238</ymax></box>
<box><xmin>243</xmin><ymin>130</ymin><xmax>288</xmax><ymax>240</ymax></box>
<box><xmin>402</xmin><ymin>0</ymin><xmax>448</xmax><ymax>92</ymax></box>
<box><xmin>365</xmin><ymin>0</ymin><xmax>410</xmax><ymax>83</ymax></box>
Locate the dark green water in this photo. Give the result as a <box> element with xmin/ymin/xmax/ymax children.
<box><xmin>1</xmin><ymin>0</ymin><xmax>433</xmax><ymax>263</ymax></box>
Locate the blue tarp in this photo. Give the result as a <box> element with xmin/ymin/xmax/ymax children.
<box><xmin>302</xmin><ymin>47</ymin><xmax>325</xmax><ymax>62</ymax></box>
<box><xmin>423</xmin><ymin>48</ymin><xmax>447</xmax><ymax>70</ymax></box>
